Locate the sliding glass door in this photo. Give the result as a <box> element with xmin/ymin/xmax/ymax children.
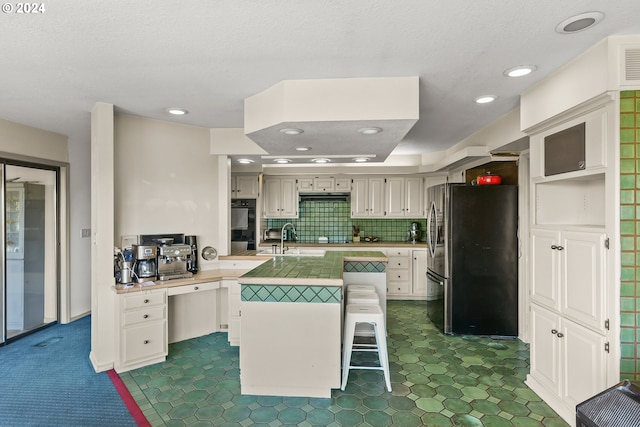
<box><xmin>1</xmin><ymin>162</ymin><xmax>59</xmax><ymax>344</ymax></box>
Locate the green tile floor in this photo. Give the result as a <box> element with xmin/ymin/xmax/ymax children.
<box><xmin>120</xmin><ymin>301</ymin><xmax>568</xmax><ymax>426</ymax></box>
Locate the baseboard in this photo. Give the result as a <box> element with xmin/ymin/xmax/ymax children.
<box><xmin>89</xmin><ymin>350</ymin><xmax>114</xmax><ymax>373</ymax></box>
<box><xmin>69</xmin><ymin>311</ymin><xmax>91</xmax><ymax>323</ymax></box>
<box><xmin>525</xmin><ymin>375</ymin><xmax>575</xmax><ymax>427</ymax></box>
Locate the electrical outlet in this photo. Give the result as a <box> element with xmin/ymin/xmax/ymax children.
<box><xmin>81</xmin><ymin>228</ymin><xmax>91</xmax><ymax>238</ymax></box>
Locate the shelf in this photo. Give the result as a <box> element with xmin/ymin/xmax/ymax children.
<box><xmin>534</xmin><ymin>175</ymin><xmax>605</xmax><ymax>227</ymax></box>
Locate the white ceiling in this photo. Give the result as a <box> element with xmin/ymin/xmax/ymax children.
<box><xmin>2</xmin><ymin>1</ymin><xmax>640</xmax><ymax>166</ymax></box>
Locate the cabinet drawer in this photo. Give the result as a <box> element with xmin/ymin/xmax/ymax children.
<box><xmin>387</xmin><ymin>249</ymin><xmax>410</xmax><ymax>257</ymax></box>
<box><xmin>167</xmin><ymin>281</ymin><xmax>220</xmax><ymax>296</ymax></box>
<box><xmin>387</xmin><ymin>257</ymin><xmax>410</xmax><ymax>269</ymax></box>
<box><xmin>387</xmin><ymin>269</ymin><xmax>410</xmax><ymax>281</ymax></box>
<box><xmin>121</xmin><ymin>321</ymin><xmax>167</xmax><ymax>363</ymax></box>
<box><xmin>123</xmin><ymin>306</ymin><xmax>166</xmax><ymax>327</ymax></box>
<box><xmin>388</xmin><ymin>281</ymin><xmax>410</xmax><ymax>294</ymax></box>
<box><xmin>122</xmin><ymin>290</ymin><xmax>166</xmax><ymax>310</ymax></box>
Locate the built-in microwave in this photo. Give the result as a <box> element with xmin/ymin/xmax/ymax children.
<box><xmin>544</xmin><ymin>122</ymin><xmax>585</xmax><ymax>176</ymax></box>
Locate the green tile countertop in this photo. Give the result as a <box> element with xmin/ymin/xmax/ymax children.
<box><xmin>238</xmin><ymin>250</ymin><xmax>387</xmax><ymax>286</ymax></box>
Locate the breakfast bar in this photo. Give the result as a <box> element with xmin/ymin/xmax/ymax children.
<box><xmin>238</xmin><ymin>250</ymin><xmax>387</xmax><ymax>398</ymax></box>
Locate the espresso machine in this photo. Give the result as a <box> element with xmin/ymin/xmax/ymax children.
<box><xmin>157</xmin><ymin>243</ymin><xmax>193</xmax><ymax>281</ymax></box>
<box><xmin>132</xmin><ymin>244</ymin><xmax>157</xmax><ymax>282</ymax></box>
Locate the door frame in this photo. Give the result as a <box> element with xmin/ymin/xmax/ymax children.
<box><xmin>0</xmin><ymin>153</ymin><xmax>69</xmax><ymax>342</ymax></box>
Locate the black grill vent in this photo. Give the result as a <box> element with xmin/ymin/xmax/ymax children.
<box><xmin>576</xmin><ymin>380</ymin><xmax>640</xmax><ymax>427</ymax></box>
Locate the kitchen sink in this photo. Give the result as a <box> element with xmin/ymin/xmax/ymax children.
<box><xmin>256</xmin><ymin>248</ymin><xmax>326</xmax><ymax>257</ymax></box>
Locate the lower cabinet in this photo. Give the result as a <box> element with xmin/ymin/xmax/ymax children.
<box><xmin>527</xmin><ymin>303</ymin><xmax>607</xmax><ymax>422</ymax></box>
<box><xmin>386</xmin><ymin>249</ymin><xmax>411</xmax><ymax>296</ymax></box>
<box><xmin>115</xmin><ymin>288</ymin><xmax>168</xmax><ymax>373</ymax></box>
<box><xmin>386</xmin><ymin>248</ymin><xmax>429</xmax><ymax>300</ymax></box>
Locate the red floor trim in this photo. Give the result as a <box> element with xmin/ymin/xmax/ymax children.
<box><xmin>107</xmin><ymin>369</ymin><xmax>151</xmax><ymax>427</ymax></box>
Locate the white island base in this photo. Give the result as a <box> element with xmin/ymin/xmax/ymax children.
<box><xmin>240</xmin><ymin>300</ymin><xmax>341</xmax><ymax>398</ymax></box>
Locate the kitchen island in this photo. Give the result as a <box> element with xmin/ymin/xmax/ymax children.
<box><xmin>238</xmin><ymin>250</ymin><xmax>387</xmax><ymax>398</ymax></box>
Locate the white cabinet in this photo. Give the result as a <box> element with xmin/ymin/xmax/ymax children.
<box><xmin>529</xmin><ymin>304</ymin><xmax>607</xmax><ymax>419</ymax></box>
<box><xmin>412</xmin><ymin>250</ymin><xmax>428</xmax><ymax>297</ymax></box>
<box><xmin>226</xmin><ymin>279</ymin><xmax>241</xmax><ymax>346</ymax></box>
<box><xmin>232</xmin><ymin>174</ymin><xmax>259</xmax><ymax>199</ymax></box>
<box><xmin>386</xmin><ymin>248</ymin><xmax>429</xmax><ymax>300</ymax></box>
<box><xmin>115</xmin><ymin>289</ymin><xmax>168</xmax><ymax>373</ymax></box>
<box><xmin>351</xmin><ymin>177</ymin><xmax>385</xmax><ymax>218</ymax></box>
<box><xmin>297</xmin><ymin>176</ymin><xmax>343</xmax><ymax>193</ymax></box>
<box><xmin>386</xmin><ymin>248</ymin><xmax>411</xmax><ymax>296</ymax></box>
<box><xmin>263</xmin><ymin>177</ymin><xmax>298</xmax><ymax>218</ymax></box>
<box><xmin>526</xmin><ymin>97</ymin><xmax>616</xmax><ymax>426</ymax></box>
<box><xmin>385</xmin><ymin>176</ymin><xmax>424</xmax><ymax>218</ymax></box>
<box><xmin>531</xmin><ymin>229</ymin><xmax>606</xmax><ymax>333</ymax></box>
<box><xmin>335</xmin><ymin>177</ymin><xmax>350</xmax><ymax>191</ymax></box>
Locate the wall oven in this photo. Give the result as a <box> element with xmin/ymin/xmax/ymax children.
<box><xmin>231</xmin><ymin>199</ymin><xmax>256</xmax><ymax>251</ymax></box>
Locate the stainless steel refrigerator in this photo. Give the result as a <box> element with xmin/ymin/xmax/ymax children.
<box><xmin>426</xmin><ymin>183</ymin><xmax>518</xmax><ymax>336</ymax></box>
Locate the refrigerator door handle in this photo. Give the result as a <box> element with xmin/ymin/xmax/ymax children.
<box><xmin>427</xmin><ymin>201</ymin><xmax>438</xmax><ymax>258</ymax></box>
<box><xmin>426</xmin><ymin>269</ymin><xmax>444</xmax><ymax>285</ymax></box>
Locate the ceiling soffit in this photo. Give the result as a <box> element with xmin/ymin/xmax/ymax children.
<box><xmin>244</xmin><ymin>77</ymin><xmax>419</xmax><ymax>164</ymax></box>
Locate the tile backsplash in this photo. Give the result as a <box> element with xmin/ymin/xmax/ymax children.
<box><xmin>266</xmin><ymin>201</ymin><xmax>426</xmax><ymax>244</ymax></box>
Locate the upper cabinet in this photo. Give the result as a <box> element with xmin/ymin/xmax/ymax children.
<box><xmin>297</xmin><ymin>176</ymin><xmax>351</xmax><ymax>193</ymax></box>
<box><xmin>385</xmin><ymin>176</ymin><xmax>424</xmax><ymax>218</ymax></box>
<box><xmin>263</xmin><ymin>177</ymin><xmax>298</xmax><ymax>218</ymax></box>
<box><xmin>231</xmin><ymin>174</ymin><xmax>259</xmax><ymax>199</ymax></box>
<box><xmin>351</xmin><ymin>177</ymin><xmax>386</xmax><ymax>218</ymax></box>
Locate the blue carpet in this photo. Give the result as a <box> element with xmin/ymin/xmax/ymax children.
<box><xmin>0</xmin><ymin>316</ymin><xmax>137</xmax><ymax>427</ymax></box>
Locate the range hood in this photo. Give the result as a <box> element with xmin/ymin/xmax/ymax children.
<box><xmin>299</xmin><ymin>193</ymin><xmax>350</xmax><ymax>202</ymax></box>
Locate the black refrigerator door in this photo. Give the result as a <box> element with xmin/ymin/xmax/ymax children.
<box><xmin>447</xmin><ymin>184</ymin><xmax>518</xmax><ymax>336</ymax></box>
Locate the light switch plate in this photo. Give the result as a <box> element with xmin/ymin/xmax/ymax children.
<box><xmin>81</xmin><ymin>228</ymin><xmax>91</xmax><ymax>238</ymax></box>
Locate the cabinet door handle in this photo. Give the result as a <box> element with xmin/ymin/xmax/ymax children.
<box><xmin>143</xmin><ymin>314</ymin><xmax>149</xmax><ymax>319</ymax></box>
<box><xmin>556</xmin><ymin>332</ymin><xmax>564</xmax><ymax>338</ymax></box>
<box><xmin>143</xmin><ymin>340</ymin><xmax>150</xmax><ymax>344</ymax></box>
<box><xmin>144</xmin><ymin>299</ymin><xmax>150</xmax><ymax>304</ymax></box>
<box><xmin>556</xmin><ymin>246</ymin><xmax>564</xmax><ymax>251</ymax></box>
<box><xmin>551</xmin><ymin>329</ymin><xmax>558</xmax><ymax>334</ymax></box>
<box><xmin>194</xmin><ymin>286</ymin><xmax>199</xmax><ymax>291</ymax></box>
<box><xmin>550</xmin><ymin>245</ymin><xmax>557</xmax><ymax>250</ymax></box>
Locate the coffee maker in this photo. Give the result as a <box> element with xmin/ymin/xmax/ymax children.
<box><xmin>132</xmin><ymin>244</ymin><xmax>157</xmax><ymax>282</ymax></box>
<box><xmin>185</xmin><ymin>235</ymin><xmax>198</xmax><ymax>274</ymax></box>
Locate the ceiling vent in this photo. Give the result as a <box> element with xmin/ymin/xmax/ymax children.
<box><xmin>623</xmin><ymin>47</ymin><xmax>640</xmax><ymax>83</ymax></box>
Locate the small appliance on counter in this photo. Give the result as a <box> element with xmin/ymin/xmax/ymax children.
<box><xmin>157</xmin><ymin>243</ymin><xmax>193</xmax><ymax>281</ymax></box>
<box><xmin>139</xmin><ymin>233</ymin><xmax>194</xmax><ymax>281</ymax></box>
<box><xmin>185</xmin><ymin>235</ymin><xmax>198</xmax><ymax>273</ymax></box>
<box><xmin>407</xmin><ymin>222</ymin><xmax>421</xmax><ymax>243</ymax></box>
<box><xmin>132</xmin><ymin>244</ymin><xmax>157</xmax><ymax>282</ymax></box>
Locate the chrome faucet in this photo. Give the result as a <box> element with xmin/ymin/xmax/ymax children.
<box><xmin>281</xmin><ymin>222</ymin><xmax>296</xmax><ymax>254</ymax></box>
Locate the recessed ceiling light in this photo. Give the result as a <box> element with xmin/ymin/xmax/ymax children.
<box><xmin>474</xmin><ymin>95</ymin><xmax>497</xmax><ymax>104</ymax></box>
<box><xmin>555</xmin><ymin>11</ymin><xmax>604</xmax><ymax>34</ymax></box>
<box><xmin>311</xmin><ymin>158</ymin><xmax>330</xmax><ymax>163</ymax></box>
<box><xmin>166</xmin><ymin>107</ymin><xmax>189</xmax><ymax>115</ymax></box>
<box><xmin>357</xmin><ymin>127</ymin><xmax>382</xmax><ymax>135</ymax></box>
<box><xmin>237</xmin><ymin>158</ymin><xmax>254</xmax><ymax>164</ymax></box>
<box><xmin>274</xmin><ymin>159</ymin><xmax>291</xmax><ymax>164</ymax></box>
<box><xmin>295</xmin><ymin>147</ymin><xmax>311</xmax><ymax>151</ymax></box>
<box><xmin>353</xmin><ymin>157</ymin><xmax>369</xmax><ymax>163</ymax></box>
<box><xmin>279</xmin><ymin>128</ymin><xmax>304</xmax><ymax>135</ymax></box>
<box><xmin>504</xmin><ymin>65</ymin><xmax>537</xmax><ymax>77</ymax></box>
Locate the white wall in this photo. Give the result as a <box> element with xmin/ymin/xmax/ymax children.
<box><xmin>68</xmin><ymin>133</ymin><xmax>92</xmax><ymax>318</ymax></box>
<box><xmin>114</xmin><ymin>115</ymin><xmax>221</xmax><ymax>270</ymax></box>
